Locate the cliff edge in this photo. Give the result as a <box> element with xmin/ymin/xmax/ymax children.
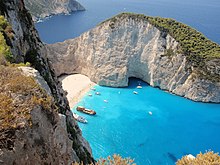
<box><xmin>46</xmin><ymin>13</ymin><xmax>220</xmax><ymax>103</ymax></box>
<box><xmin>24</xmin><ymin>0</ymin><xmax>85</xmax><ymax>22</ymax></box>
<box><xmin>0</xmin><ymin>0</ymin><xmax>93</xmax><ymax>164</ymax></box>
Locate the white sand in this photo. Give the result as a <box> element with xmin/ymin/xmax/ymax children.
<box><xmin>60</xmin><ymin>74</ymin><xmax>95</xmax><ymax>108</ymax></box>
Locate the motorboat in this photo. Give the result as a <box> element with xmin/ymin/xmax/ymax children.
<box><xmin>95</xmin><ymin>92</ymin><xmax>101</xmax><ymax>95</ymax></box>
<box><xmin>91</xmin><ymin>87</ymin><xmax>96</xmax><ymax>91</ymax></box>
<box><xmin>73</xmin><ymin>113</ymin><xmax>88</xmax><ymax>123</ymax></box>
<box><xmin>76</xmin><ymin>106</ymin><xmax>96</xmax><ymax>115</ymax></box>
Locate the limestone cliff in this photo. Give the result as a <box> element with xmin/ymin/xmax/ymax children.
<box><xmin>24</xmin><ymin>0</ymin><xmax>85</xmax><ymax>22</ymax></box>
<box><xmin>0</xmin><ymin>0</ymin><xmax>93</xmax><ymax>164</ymax></box>
<box><xmin>0</xmin><ymin>66</ymin><xmax>75</xmax><ymax>165</ymax></box>
<box><xmin>46</xmin><ymin>13</ymin><xmax>220</xmax><ymax>103</ymax></box>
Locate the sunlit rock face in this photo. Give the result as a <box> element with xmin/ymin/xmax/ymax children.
<box><xmin>24</xmin><ymin>0</ymin><xmax>85</xmax><ymax>22</ymax></box>
<box><xmin>46</xmin><ymin>14</ymin><xmax>220</xmax><ymax>103</ymax></box>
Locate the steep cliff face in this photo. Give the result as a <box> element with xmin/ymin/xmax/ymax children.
<box><xmin>24</xmin><ymin>0</ymin><xmax>85</xmax><ymax>22</ymax></box>
<box><xmin>0</xmin><ymin>0</ymin><xmax>93</xmax><ymax>164</ymax></box>
<box><xmin>46</xmin><ymin>13</ymin><xmax>220</xmax><ymax>103</ymax></box>
<box><xmin>0</xmin><ymin>66</ymin><xmax>76</xmax><ymax>165</ymax></box>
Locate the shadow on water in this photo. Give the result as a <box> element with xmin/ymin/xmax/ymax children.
<box><xmin>167</xmin><ymin>152</ymin><xmax>178</xmax><ymax>163</ymax></box>
<box><xmin>137</xmin><ymin>138</ymin><xmax>149</xmax><ymax>148</ymax></box>
<box><xmin>128</xmin><ymin>77</ymin><xmax>149</xmax><ymax>89</ymax></box>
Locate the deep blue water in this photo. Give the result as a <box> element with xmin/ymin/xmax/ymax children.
<box><xmin>73</xmin><ymin>79</ymin><xmax>220</xmax><ymax>164</ymax></box>
<box><xmin>36</xmin><ymin>0</ymin><xmax>220</xmax><ymax>44</ymax></box>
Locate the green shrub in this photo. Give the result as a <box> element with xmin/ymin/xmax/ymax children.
<box><xmin>101</xmin><ymin>13</ymin><xmax>220</xmax><ymax>81</ymax></box>
<box><xmin>0</xmin><ymin>15</ymin><xmax>13</xmax><ymax>38</ymax></box>
<box><xmin>101</xmin><ymin>13</ymin><xmax>220</xmax><ymax>63</ymax></box>
<box><xmin>0</xmin><ymin>15</ymin><xmax>13</xmax><ymax>64</ymax></box>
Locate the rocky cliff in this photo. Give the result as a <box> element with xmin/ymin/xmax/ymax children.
<box><xmin>24</xmin><ymin>0</ymin><xmax>85</xmax><ymax>22</ymax></box>
<box><xmin>46</xmin><ymin>13</ymin><xmax>220</xmax><ymax>103</ymax></box>
<box><xmin>0</xmin><ymin>0</ymin><xmax>93</xmax><ymax>164</ymax></box>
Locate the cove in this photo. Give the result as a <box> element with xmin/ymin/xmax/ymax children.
<box><xmin>73</xmin><ymin>78</ymin><xmax>220</xmax><ymax>165</ymax></box>
<box><xmin>34</xmin><ymin>0</ymin><xmax>220</xmax><ymax>164</ymax></box>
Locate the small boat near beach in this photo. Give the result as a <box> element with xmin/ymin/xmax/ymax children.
<box><xmin>91</xmin><ymin>87</ymin><xmax>96</xmax><ymax>91</ymax></box>
<box><xmin>73</xmin><ymin>113</ymin><xmax>88</xmax><ymax>123</ymax></box>
<box><xmin>95</xmin><ymin>92</ymin><xmax>101</xmax><ymax>95</ymax></box>
<box><xmin>137</xmin><ymin>85</ymin><xmax>142</xmax><ymax>89</ymax></box>
<box><xmin>133</xmin><ymin>91</ymin><xmax>138</xmax><ymax>94</ymax></box>
<box><xmin>76</xmin><ymin>106</ymin><xmax>96</xmax><ymax>115</ymax></box>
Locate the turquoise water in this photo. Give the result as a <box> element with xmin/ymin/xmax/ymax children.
<box><xmin>35</xmin><ymin>0</ymin><xmax>220</xmax><ymax>163</ymax></box>
<box><xmin>72</xmin><ymin>78</ymin><xmax>220</xmax><ymax>165</ymax></box>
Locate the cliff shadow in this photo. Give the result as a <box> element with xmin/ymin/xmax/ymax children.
<box><xmin>127</xmin><ymin>77</ymin><xmax>149</xmax><ymax>89</ymax></box>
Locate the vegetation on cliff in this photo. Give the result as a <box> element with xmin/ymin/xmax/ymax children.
<box><xmin>0</xmin><ymin>65</ymin><xmax>57</xmax><ymax>149</ymax></box>
<box><xmin>1</xmin><ymin>3</ymin><xmax>94</xmax><ymax>161</ymax></box>
<box><xmin>0</xmin><ymin>16</ymin><xmax>56</xmax><ymax>149</ymax></box>
<box><xmin>73</xmin><ymin>154</ymin><xmax>135</xmax><ymax>165</ymax></box>
<box><xmin>0</xmin><ymin>15</ymin><xmax>13</xmax><ymax>63</ymax></box>
<box><xmin>102</xmin><ymin>12</ymin><xmax>220</xmax><ymax>65</ymax></box>
<box><xmin>72</xmin><ymin>151</ymin><xmax>220</xmax><ymax>165</ymax></box>
<box><xmin>101</xmin><ymin>13</ymin><xmax>220</xmax><ymax>83</ymax></box>
<box><xmin>177</xmin><ymin>151</ymin><xmax>220</xmax><ymax>165</ymax></box>
<box><xmin>0</xmin><ymin>15</ymin><xmax>13</xmax><ymax>38</ymax></box>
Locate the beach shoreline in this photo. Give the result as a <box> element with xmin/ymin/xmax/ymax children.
<box><xmin>59</xmin><ymin>74</ymin><xmax>95</xmax><ymax>108</ymax></box>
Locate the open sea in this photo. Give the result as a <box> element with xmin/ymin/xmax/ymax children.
<box><xmin>36</xmin><ymin>0</ymin><xmax>220</xmax><ymax>44</ymax></box>
<box><xmin>35</xmin><ymin>0</ymin><xmax>220</xmax><ymax>164</ymax></box>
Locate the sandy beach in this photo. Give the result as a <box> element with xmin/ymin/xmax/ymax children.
<box><xmin>59</xmin><ymin>74</ymin><xmax>95</xmax><ymax>108</ymax></box>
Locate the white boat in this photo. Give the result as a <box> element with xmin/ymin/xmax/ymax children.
<box><xmin>95</xmin><ymin>92</ymin><xmax>101</xmax><ymax>95</ymax></box>
<box><xmin>137</xmin><ymin>85</ymin><xmax>142</xmax><ymax>89</ymax></box>
<box><xmin>148</xmin><ymin>111</ymin><xmax>153</xmax><ymax>115</ymax></box>
<box><xmin>91</xmin><ymin>87</ymin><xmax>96</xmax><ymax>91</ymax></box>
<box><xmin>133</xmin><ymin>91</ymin><xmax>138</xmax><ymax>94</ymax></box>
<box><xmin>73</xmin><ymin>113</ymin><xmax>88</xmax><ymax>123</ymax></box>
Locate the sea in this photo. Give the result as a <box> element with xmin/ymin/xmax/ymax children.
<box><xmin>36</xmin><ymin>0</ymin><xmax>220</xmax><ymax>44</ymax></box>
<box><xmin>35</xmin><ymin>0</ymin><xmax>220</xmax><ymax>164</ymax></box>
<box><xmin>74</xmin><ymin>79</ymin><xmax>220</xmax><ymax>164</ymax></box>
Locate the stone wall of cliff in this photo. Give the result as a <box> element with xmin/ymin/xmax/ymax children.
<box><xmin>24</xmin><ymin>0</ymin><xmax>85</xmax><ymax>22</ymax></box>
<box><xmin>0</xmin><ymin>66</ymin><xmax>76</xmax><ymax>165</ymax></box>
<box><xmin>0</xmin><ymin>0</ymin><xmax>93</xmax><ymax>164</ymax></box>
<box><xmin>46</xmin><ymin>13</ymin><xmax>220</xmax><ymax>103</ymax></box>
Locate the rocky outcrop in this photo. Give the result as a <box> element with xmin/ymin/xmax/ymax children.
<box><xmin>24</xmin><ymin>0</ymin><xmax>85</xmax><ymax>22</ymax></box>
<box><xmin>46</xmin><ymin>13</ymin><xmax>220</xmax><ymax>103</ymax></box>
<box><xmin>19</xmin><ymin>66</ymin><xmax>52</xmax><ymax>95</ymax></box>
<box><xmin>0</xmin><ymin>67</ymin><xmax>91</xmax><ymax>164</ymax></box>
<box><xmin>0</xmin><ymin>0</ymin><xmax>93</xmax><ymax>164</ymax></box>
